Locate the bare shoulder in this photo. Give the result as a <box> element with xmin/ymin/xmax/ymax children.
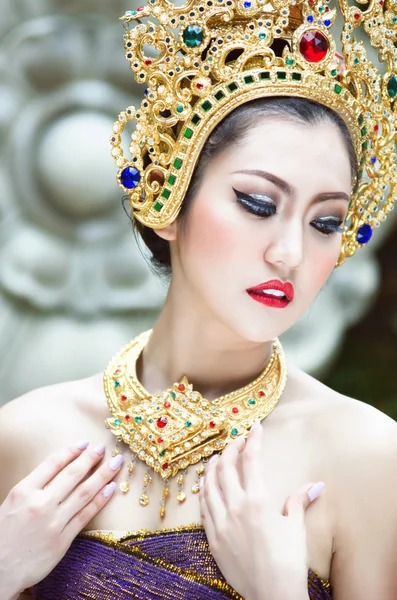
<box><xmin>0</xmin><ymin>374</ymin><xmax>105</xmax><ymax>502</ymax></box>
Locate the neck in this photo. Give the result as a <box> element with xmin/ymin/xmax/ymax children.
<box><xmin>137</xmin><ymin>281</ymin><xmax>274</xmax><ymax>401</ymax></box>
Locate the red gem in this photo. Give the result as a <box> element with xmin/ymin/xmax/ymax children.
<box><xmin>157</xmin><ymin>416</ymin><xmax>168</xmax><ymax>429</ymax></box>
<box><xmin>157</xmin><ymin>437</ymin><xmax>164</xmax><ymax>444</ymax></box>
<box><xmin>258</xmin><ymin>391</ymin><xmax>265</xmax><ymax>397</ymax></box>
<box><xmin>164</xmin><ymin>401</ymin><xmax>171</xmax><ymax>409</ymax></box>
<box><xmin>162</xmin><ymin>463</ymin><xmax>169</xmax><ymax>470</ymax></box>
<box><xmin>209</xmin><ymin>421</ymin><xmax>216</xmax><ymax>429</ymax></box>
<box><xmin>309</xmin><ymin>0</ymin><xmax>315</xmax><ymax>4</ymax></box>
<box><xmin>232</xmin><ymin>407</ymin><xmax>239</xmax><ymax>414</ymax></box>
<box><xmin>114</xmin><ymin>368</ymin><xmax>121</xmax><ymax>374</ymax></box>
<box><xmin>379</xmin><ymin>0</ymin><xmax>384</xmax><ymax>5</ymax></box>
<box><xmin>178</xmin><ymin>384</ymin><xmax>185</xmax><ymax>391</ymax></box>
<box><xmin>125</xmin><ymin>415</ymin><xmax>131</xmax><ymax>421</ymax></box>
<box><xmin>374</xmin><ymin>124</ymin><xmax>379</xmax><ymax>132</ymax></box>
<box><xmin>137</xmin><ymin>5</ymin><xmax>144</xmax><ymax>10</ymax></box>
<box><xmin>196</xmin><ymin>83</ymin><xmax>204</xmax><ymax>90</ymax></box>
<box><xmin>121</xmin><ymin>395</ymin><xmax>127</xmax><ymax>402</ymax></box>
<box><xmin>145</xmin><ymin>59</ymin><xmax>152</xmax><ymax>66</ymax></box>
<box><xmin>299</xmin><ymin>31</ymin><xmax>329</xmax><ymax>63</ymax></box>
<box><xmin>325</xmin><ymin>5</ymin><xmax>329</xmax><ymax>11</ymax></box>
<box><xmin>354</xmin><ymin>12</ymin><xmax>361</xmax><ymax>20</ymax></box>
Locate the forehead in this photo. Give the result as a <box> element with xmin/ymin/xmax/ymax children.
<box><xmin>211</xmin><ymin>117</ymin><xmax>352</xmax><ymax>193</ymax></box>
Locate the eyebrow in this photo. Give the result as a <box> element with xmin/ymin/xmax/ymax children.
<box><xmin>232</xmin><ymin>169</ymin><xmax>350</xmax><ymax>203</ymax></box>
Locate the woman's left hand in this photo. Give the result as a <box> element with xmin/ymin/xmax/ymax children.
<box><xmin>199</xmin><ymin>421</ymin><xmax>325</xmax><ymax>600</ymax></box>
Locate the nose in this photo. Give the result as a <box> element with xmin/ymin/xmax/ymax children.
<box><xmin>263</xmin><ymin>219</ymin><xmax>304</xmax><ymax>272</ymax></box>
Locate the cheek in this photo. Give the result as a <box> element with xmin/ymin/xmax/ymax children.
<box><xmin>306</xmin><ymin>240</ymin><xmax>340</xmax><ymax>292</ymax></box>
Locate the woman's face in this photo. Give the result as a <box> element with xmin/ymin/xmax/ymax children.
<box><xmin>169</xmin><ymin>117</ymin><xmax>352</xmax><ymax>343</ymax></box>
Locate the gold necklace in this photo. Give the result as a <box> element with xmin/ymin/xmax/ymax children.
<box><xmin>104</xmin><ymin>329</ymin><xmax>287</xmax><ymax>518</ymax></box>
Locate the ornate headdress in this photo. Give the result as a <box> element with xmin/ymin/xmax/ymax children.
<box><xmin>110</xmin><ymin>0</ymin><xmax>397</xmax><ymax>265</ymax></box>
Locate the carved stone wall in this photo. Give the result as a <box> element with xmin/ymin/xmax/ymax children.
<box><xmin>0</xmin><ymin>0</ymin><xmax>394</xmax><ymax>404</ymax></box>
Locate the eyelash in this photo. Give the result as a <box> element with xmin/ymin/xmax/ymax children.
<box><xmin>234</xmin><ymin>189</ymin><xmax>344</xmax><ymax>236</ymax></box>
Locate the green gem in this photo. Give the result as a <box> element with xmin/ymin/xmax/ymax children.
<box><xmin>248</xmin><ymin>398</ymin><xmax>256</xmax><ymax>405</ymax></box>
<box><xmin>191</xmin><ymin>114</ymin><xmax>201</xmax><ymax>125</ymax></box>
<box><xmin>286</xmin><ymin>58</ymin><xmax>295</xmax><ymax>66</ymax></box>
<box><xmin>167</xmin><ymin>174</ymin><xmax>176</xmax><ymax>185</ymax></box>
<box><xmin>171</xmin><ymin>392</ymin><xmax>176</xmax><ymax>399</ymax></box>
<box><xmin>244</xmin><ymin>75</ymin><xmax>254</xmax><ymax>84</ymax></box>
<box><xmin>161</xmin><ymin>188</ymin><xmax>171</xmax><ymax>199</ymax></box>
<box><xmin>182</xmin><ymin>25</ymin><xmax>204</xmax><ymax>48</ymax></box>
<box><xmin>154</xmin><ymin>200</ymin><xmax>164</xmax><ymax>212</ymax></box>
<box><xmin>330</xmin><ymin>69</ymin><xmax>337</xmax><ymax>77</ymax></box>
<box><xmin>114</xmin><ymin>380</ymin><xmax>120</xmax><ymax>387</ymax></box>
<box><xmin>361</xmin><ymin>126</ymin><xmax>367</xmax><ymax>137</ymax></box>
<box><xmin>184</xmin><ymin>127</ymin><xmax>193</xmax><ymax>139</ymax></box>
<box><xmin>214</xmin><ymin>90</ymin><xmax>225</xmax><ymax>101</ymax></box>
<box><xmin>114</xmin><ymin>419</ymin><xmax>121</xmax><ymax>426</ymax></box>
<box><xmin>358</xmin><ymin>114</ymin><xmax>364</xmax><ymax>126</ymax></box>
<box><xmin>135</xmin><ymin>416</ymin><xmax>142</xmax><ymax>423</ymax></box>
<box><xmin>231</xmin><ymin>428</ymin><xmax>238</xmax><ymax>437</ymax></box>
<box><xmin>393</xmin><ymin>16</ymin><xmax>397</xmax><ymax>24</ymax></box>
<box><xmin>227</xmin><ymin>82</ymin><xmax>238</xmax><ymax>92</ymax></box>
<box><xmin>334</xmin><ymin>84</ymin><xmax>342</xmax><ymax>94</ymax></box>
<box><xmin>174</xmin><ymin>158</ymin><xmax>182</xmax><ymax>170</ymax></box>
<box><xmin>277</xmin><ymin>71</ymin><xmax>286</xmax><ymax>80</ymax></box>
<box><xmin>185</xmin><ymin>420</ymin><xmax>192</xmax><ymax>428</ymax></box>
<box><xmin>259</xmin><ymin>32</ymin><xmax>266</xmax><ymax>39</ymax></box>
<box><xmin>201</xmin><ymin>100</ymin><xmax>212</xmax><ymax>112</ymax></box>
<box><xmin>362</xmin><ymin>140</ymin><xmax>369</xmax><ymax>150</ymax></box>
<box><xmin>176</xmin><ymin>105</ymin><xmax>184</xmax><ymax>113</ymax></box>
<box><xmin>354</xmin><ymin>58</ymin><xmax>360</xmax><ymax>65</ymax></box>
<box><xmin>260</xmin><ymin>71</ymin><xmax>270</xmax><ymax>80</ymax></box>
<box><xmin>387</xmin><ymin>75</ymin><xmax>397</xmax><ymax>98</ymax></box>
<box><xmin>292</xmin><ymin>73</ymin><xmax>301</xmax><ymax>81</ymax></box>
<box><xmin>148</xmin><ymin>419</ymin><xmax>153</xmax><ymax>423</ymax></box>
<box><xmin>319</xmin><ymin>5</ymin><xmax>325</xmax><ymax>12</ymax></box>
<box><xmin>160</xmin><ymin>450</ymin><xmax>165</xmax><ymax>457</ymax></box>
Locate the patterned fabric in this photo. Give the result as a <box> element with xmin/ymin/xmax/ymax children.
<box><xmin>32</xmin><ymin>525</ymin><xmax>332</xmax><ymax>599</ymax></box>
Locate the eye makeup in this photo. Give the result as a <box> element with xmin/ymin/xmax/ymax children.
<box><xmin>233</xmin><ymin>187</ymin><xmax>276</xmax><ymax>218</ymax></box>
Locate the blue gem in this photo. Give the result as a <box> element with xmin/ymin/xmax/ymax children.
<box><xmin>357</xmin><ymin>224</ymin><xmax>372</xmax><ymax>244</ymax></box>
<box><xmin>144</xmin><ymin>88</ymin><xmax>149</xmax><ymax>96</ymax></box>
<box><xmin>121</xmin><ymin>166</ymin><xmax>141</xmax><ymax>189</ymax></box>
<box><xmin>307</xmin><ymin>15</ymin><xmax>314</xmax><ymax>23</ymax></box>
<box><xmin>244</xmin><ymin>1</ymin><xmax>252</xmax><ymax>6</ymax></box>
<box><xmin>371</xmin><ymin>156</ymin><xmax>377</xmax><ymax>164</ymax></box>
<box><xmin>324</xmin><ymin>19</ymin><xmax>331</xmax><ymax>26</ymax></box>
<box><xmin>114</xmin><ymin>419</ymin><xmax>121</xmax><ymax>426</ymax></box>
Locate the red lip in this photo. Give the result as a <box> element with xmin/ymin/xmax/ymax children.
<box><xmin>247</xmin><ymin>279</ymin><xmax>294</xmax><ymax>309</ymax></box>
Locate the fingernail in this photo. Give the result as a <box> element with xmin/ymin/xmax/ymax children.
<box><xmin>94</xmin><ymin>443</ymin><xmax>106</xmax><ymax>456</ymax></box>
<box><xmin>199</xmin><ymin>476</ymin><xmax>204</xmax><ymax>489</ymax></box>
<box><xmin>77</xmin><ymin>440</ymin><xmax>89</xmax><ymax>450</ymax></box>
<box><xmin>308</xmin><ymin>481</ymin><xmax>326</xmax><ymax>502</ymax></box>
<box><xmin>208</xmin><ymin>454</ymin><xmax>219</xmax><ymax>466</ymax></box>
<box><xmin>109</xmin><ymin>454</ymin><xmax>124</xmax><ymax>470</ymax></box>
<box><xmin>103</xmin><ymin>482</ymin><xmax>117</xmax><ymax>498</ymax></box>
<box><xmin>251</xmin><ymin>419</ymin><xmax>261</xmax><ymax>432</ymax></box>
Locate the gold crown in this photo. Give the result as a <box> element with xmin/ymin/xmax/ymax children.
<box><xmin>110</xmin><ymin>0</ymin><xmax>397</xmax><ymax>265</ymax></box>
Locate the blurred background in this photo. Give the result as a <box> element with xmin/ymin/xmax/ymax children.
<box><xmin>0</xmin><ymin>0</ymin><xmax>395</xmax><ymax>413</ymax></box>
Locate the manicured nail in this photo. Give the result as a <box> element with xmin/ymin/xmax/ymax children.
<box><xmin>94</xmin><ymin>443</ymin><xmax>106</xmax><ymax>456</ymax></box>
<box><xmin>251</xmin><ymin>419</ymin><xmax>261</xmax><ymax>432</ymax></box>
<box><xmin>208</xmin><ymin>454</ymin><xmax>219</xmax><ymax>466</ymax></box>
<box><xmin>109</xmin><ymin>454</ymin><xmax>124</xmax><ymax>470</ymax></box>
<box><xmin>103</xmin><ymin>482</ymin><xmax>117</xmax><ymax>498</ymax></box>
<box><xmin>199</xmin><ymin>476</ymin><xmax>204</xmax><ymax>489</ymax></box>
<box><xmin>77</xmin><ymin>440</ymin><xmax>89</xmax><ymax>450</ymax></box>
<box><xmin>308</xmin><ymin>481</ymin><xmax>326</xmax><ymax>502</ymax></box>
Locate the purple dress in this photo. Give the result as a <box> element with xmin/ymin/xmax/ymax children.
<box><xmin>32</xmin><ymin>525</ymin><xmax>332</xmax><ymax>599</ymax></box>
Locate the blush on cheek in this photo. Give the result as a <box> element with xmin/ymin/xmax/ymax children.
<box><xmin>313</xmin><ymin>244</ymin><xmax>340</xmax><ymax>287</ymax></box>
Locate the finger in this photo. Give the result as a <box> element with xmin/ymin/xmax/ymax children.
<box><xmin>283</xmin><ymin>482</ymin><xmax>326</xmax><ymax>519</ymax></box>
<box><xmin>46</xmin><ymin>443</ymin><xmax>108</xmax><ymax>504</ymax></box>
<box><xmin>199</xmin><ymin>478</ymin><xmax>217</xmax><ymax>547</ymax></box>
<box><xmin>23</xmin><ymin>441</ymin><xmax>90</xmax><ymax>490</ymax></box>
<box><xmin>63</xmin><ymin>480</ymin><xmax>118</xmax><ymax>540</ymax></box>
<box><xmin>217</xmin><ymin>436</ymin><xmax>245</xmax><ymax>509</ymax></box>
<box><xmin>58</xmin><ymin>454</ymin><xmax>125</xmax><ymax>526</ymax></box>
<box><xmin>241</xmin><ymin>421</ymin><xmax>266</xmax><ymax>497</ymax></box>
<box><xmin>202</xmin><ymin>455</ymin><xmax>228</xmax><ymax>526</ymax></box>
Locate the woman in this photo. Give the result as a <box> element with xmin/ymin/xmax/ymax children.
<box><xmin>1</xmin><ymin>0</ymin><xmax>397</xmax><ymax>598</ymax></box>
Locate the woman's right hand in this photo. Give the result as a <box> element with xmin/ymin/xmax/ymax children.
<box><xmin>0</xmin><ymin>440</ymin><xmax>124</xmax><ymax>599</ymax></box>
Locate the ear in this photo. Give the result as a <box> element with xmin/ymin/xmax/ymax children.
<box><xmin>153</xmin><ymin>221</ymin><xmax>178</xmax><ymax>242</ymax></box>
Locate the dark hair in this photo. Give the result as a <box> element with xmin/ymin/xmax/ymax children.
<box><xmin>132</xmin><ymin>96</ymin><xmax>358</xmax><ymax>278</ymax></box>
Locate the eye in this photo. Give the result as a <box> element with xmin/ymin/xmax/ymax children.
<box><xmin>233</xmin><ymin>187</ymin><xmax>276</xmax><ymax>218</ymax></box>
<box><xmin>311</xmin><ymin>216</ymin><xmax>344</xmax><ymax>236</ymax></box>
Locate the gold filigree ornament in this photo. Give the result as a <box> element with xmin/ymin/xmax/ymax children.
<box><xmin>104</xmin><ymin>330</ymin><xmax>287</xmax><ymax>518</ymax></box>
<box><xmin>110</xmin><ymin>0</ymin><xmax>397</xmax><ymax>266</ymax></box>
